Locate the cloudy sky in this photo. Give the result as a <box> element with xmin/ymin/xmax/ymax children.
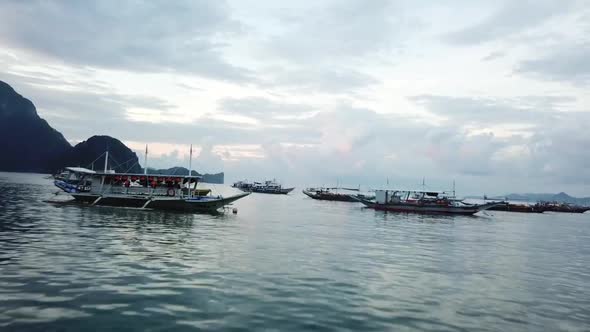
<box><xmin>1</xmin><ymin>0</ymin><xmax>589</xmax><ymax>195</ymax></box>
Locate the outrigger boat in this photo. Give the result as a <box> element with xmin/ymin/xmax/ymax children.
<box><xmin>232</xmin><ymin>180</ymin><xmax>294</xmax><ymax>194</ymax></box>
<box><xmin>303</xmin><ymin>187</ymin><xmax>375</xmax><ymax>202</ymax></box>
<box><xmin>488</xmin><ymin>203</ymin><xmax>544</xmax><ymax>213</ymax></box>
<box><xmin>351</xmin><ymin>189</ymin><xmax>503</xmax><ymax>215</ymax></box>
<box><xmin>538</xmin><ymin>201</ymin><xmax>590</xmax><ymax>214</ymax></box>
<box><xmin>53</xmin><ymin>149</ymin><xmax>249</xmax><ymax>213</ymax></box>
<box><xmin>483</xmin><ymin>197</ymin><xmax>590</xmax><ymax>214</ymax></box>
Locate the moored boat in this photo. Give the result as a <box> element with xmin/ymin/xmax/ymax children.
<box><xmin>54</xmin><ymin>167</ymin><xmax>249</xmax><ymax>213</ymax></box>
<box><xmin>352</xmin><ymin>189</ymin><xmax>503</xmax><ymax>215</ymax></box>
<box><xmin>53</xmin><ymin>149</ymin><xmax>249</xmax><ymax>213</ymax></box>
<box><xmin>303</xmin><ymin>187</ymin><xmax>375</xmax><ymax>202</ymax></box>
<box><xmin>539</xmin><ymin>202</ymin><xmax>590</xmax><ymax>213</ymax></box>
<box><xmin>232</xmin><ymin>180</ymin><xmax>294</xmax><ymax>194</ymax></box>
<box><xmin>488</xmin><ymin>202</ymin><xmax>545</xmax><ymax>213</ymax></box>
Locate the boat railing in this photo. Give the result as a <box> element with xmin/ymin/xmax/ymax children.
<box><xmin>102</xmin><ymin>186</ymin><xmax>182</xmax><ymax>197</ymax></box>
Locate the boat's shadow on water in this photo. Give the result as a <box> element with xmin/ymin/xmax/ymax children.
<box><xmin>44</xmin><ymin>199</ymin><xmax>236</xmax><ymax>229</ymax></box>
<box><xmin>361</xmin><ymin>207</ymin><xmax>488</xmax><ymax>224</ymax></box>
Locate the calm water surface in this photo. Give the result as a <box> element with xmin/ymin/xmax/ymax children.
<box><xmin>0</xmin><ymin>172</ymin><xmax>589</xmax><ymax>331</ymax></box>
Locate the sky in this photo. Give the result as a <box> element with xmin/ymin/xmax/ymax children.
<box><xmin>1</xmin><ymin>0</ymin><xmax>589</xmax><ymax>195</ymax></box>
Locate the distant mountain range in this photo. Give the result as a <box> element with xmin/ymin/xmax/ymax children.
<box><xmin>470</xmin><ymin>192</ymin><xmax>590</xmax><ymax>206</ymax></box>
<box><xmin>0</xmin><ymin>80</ymin><xmax>223</xmax><ymax>183</ymax></box>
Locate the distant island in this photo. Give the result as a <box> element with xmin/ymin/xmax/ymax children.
<box><xmin>145</xmin><ymin>167</ymin><xmax>224</xmax><ymax>184</ymax></box>
<box><xmin>468</xmin><ymin>192</ymin><xmax>590</xmax><ymax>206</ymax></box>
<box><xmin>0</xmin><ymin>80</ymin><xmax>224</xmax><ymax>183</ymax></box>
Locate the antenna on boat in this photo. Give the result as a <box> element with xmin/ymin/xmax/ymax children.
<box><xmin>188</xmin><ymin>144</ymin><xmax>193</xmax><ymax>176</ymax></box>
<box><xmin>453</xmin><ymin>180</ymin><xmax>456</xmax><ymax>198</ymax></box>
<box><xmin>144</xmin><ymin>144</ymin><xmax>148</xmax><ymax>175</ymax></box>
<box><xmin>188</xmin><ymin>144</ymin><xmax>193</xmax><ymax>198</ymax></box>
<box><xmin>422</xmin><ymin>177</ymin><xmax>425</xmax><ymax>191</ymax></box>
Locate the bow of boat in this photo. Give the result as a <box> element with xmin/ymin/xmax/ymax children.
<box><xmin>348</xmin><ymin>194</ymin><xmax>375</xmax><ymax>206</ymax></box>
<box><xmin>475</xmin><ymin>201</ymin><xmax>508</xmax><ymax>212</ymax></box>
<box><xmin>302</xmin><ymin>189</ymin><xmax>317</xmax><ymax>198</ymax></box>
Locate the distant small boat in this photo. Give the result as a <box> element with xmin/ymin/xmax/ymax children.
<box><xmin>488</xmin><ymin>202</ymin><xmax>545</xmax><ymax>213</ymax></box>
<box><xmin>539</xmin><ymin>202</ymin><xmax>590</xmax><ymax>214</ymax></box>
<box><xmin>303</xmin><ymin>187</ymin><xmax>375</xmax><ymax>202</ymax></box>
<box><xmin>485</xmin><ymin>200</ymin><xmax>590</xmax><ymax>214</ymax></box>
<box><xmin>232</xmin><ymin>180</ymin><xmax>294</xmax><ymax>195</ymax></box>
<box><xmin>352</xmin><ymin>189</ymin><xmax>503</xmax><ymax>215</ymax></box>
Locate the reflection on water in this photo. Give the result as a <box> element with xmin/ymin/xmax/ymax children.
<box><xmin>1</xmin><ymin>172</ymin><xmax>589</xmax><ymax>331</ymax></box>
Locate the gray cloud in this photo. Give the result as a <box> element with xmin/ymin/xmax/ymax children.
<box><xmin>264</xmin><ymin>67</ymin><xmax>379</xmax><ymax>94</ymax></box>
<box><xmin>219</xmin><ymin>96</ymin><xmax>315</xmax><ymax>121</ymax></box>
<box><xmin>1</xmin><ymin>74</ymin><xmax>190</xmax><ymax>142</ymax></box>
<box><xmin>411</xmin><ymin>94</ymin><xmax>576</xmax><ymax>126</ymax></box>
<box><xmin>267</xmin><ymin>0</ymin><xmax>406</xmax><ymax>63</ymax></box>
<box><xmin>482</xmin><ymin>51</ymin><xmax>505</xmax><ymax>62</ymax></box>
<box><xmin>249</xmin><ymin>0</ymin><xmax>403</xmax><ymax>94</ymax></box>
<box><xmin>516</xmin><ymin>43</ymin><xmax>590</xmax><ymax>85</ymax></box>
<box><xmin>26</xmin><ymin>89</ymin><xmax>321</xmax><ymax>147</ymax></box>
<box><xmin>445</xmin><ymin>0</ymin><xmax>576</xmax><ymax>45</ymax></box>
<box><xmin>0</xmin><ymin>0</ymin><xmax>251</xmax><ymax>81</ymax></box>
<box><xmin>408</xmin><ymin>94</ymin><xmax>590</xmax><ymax>188</ymax></box>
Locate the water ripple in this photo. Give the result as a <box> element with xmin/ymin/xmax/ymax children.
<box><xmin>1</xmin><ymin>173</ymin><xmax>589</xmax><ymax>331</ymax></box>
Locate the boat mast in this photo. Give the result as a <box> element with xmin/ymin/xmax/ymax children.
<box><xmin>100</xmin><ymin>150</ymin><xmax>109</xmax><ymax>193</ymax></box>
<box><xmin>144</xmin><ymin>144</ymin><xmax>148</xmax><ymax>175</ymax></box>
<box><xmin>453</xmin><ymin>180</ymin><xmax>456</xmax><ymax>198</ymax></box>
<box><xmin>188</xmin><ymin>144</ymin><xmax>193</xmax><ymax>177</ymax></box>
<box><xmin>188</xmin><ymin>144</ymin><xmax>193</xmax><ymax>198</ymax></box>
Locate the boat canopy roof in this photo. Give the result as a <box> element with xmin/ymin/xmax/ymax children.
<box><xmin>65</xmin><ymin>167</ymin><xmax>202</xmax><ymax>179</ymax></box>
<box><xmin>375</xmin><ymin>189</ymin><xmax>451</xmax><ymax>195</ymax></box>
<box><xmin>65</xmin><ymin>167</ymin><xmax>96</xmax><ymax>174</ymax></box>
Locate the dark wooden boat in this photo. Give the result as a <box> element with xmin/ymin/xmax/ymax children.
<box><xmin>488</xmin><ymin>203</ymin><xmax>545</xmax><ymax>213</ymax></box>
<box><xmin>302</xmin><ymin>187</ymin><xmax>375</xmax><ymax>202</ymax></box>
<box><xmin>539</xmin><ymin>202</ymin><xmax>590</xmax><ymax>213</ymax></box>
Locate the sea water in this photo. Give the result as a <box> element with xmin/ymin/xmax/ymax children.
<box><xmin>1</xmin><ymin>172</ymin><xmax>589</xmax><ymax>331</ymax></box>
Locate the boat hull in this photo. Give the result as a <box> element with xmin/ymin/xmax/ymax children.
<box><xmin>239</xmin><ymin>187</ymin><xmax>294</xmax><ymax>194</ymax></box>
<box><xmin>70</xmin><ymin>192</ymin><xmax>250</xmax><ymax>213</ymax></box>
<box><xmin>488</xmin><ymin>203</ymin><xmax>544</xmax><ymax>213</ymax></box>
<box><xmin>542</xmin><ymin>206</ymin><xmax>590</xmax><ymax>213</ymax></box>
<box><xmin>303</xmin><ymin>190</ymin><xmax>362</xmax><ymax>202</ymax></box>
